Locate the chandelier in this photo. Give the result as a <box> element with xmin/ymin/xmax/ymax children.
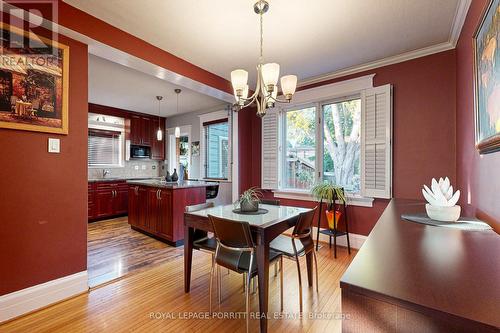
<box><xmin>231</xmin><ymin>0</ymin><xmax>297</xmax><ymax>117</ymax></box>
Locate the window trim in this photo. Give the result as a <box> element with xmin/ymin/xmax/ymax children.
<box><xmin>199</xmin><ymin>109</ymin><xmax>231</xmax><ymax>181</ymax></box>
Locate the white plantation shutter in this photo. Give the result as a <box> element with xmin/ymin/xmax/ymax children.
<box><xmin>361</xmin><ymin>84</ymin><xmax>392</xmax><ymax>198</ymax></box>
<box><xmin>261</xmin><ymin>108</ymin><xmax>280</xmax><ymax>189</ymax></box>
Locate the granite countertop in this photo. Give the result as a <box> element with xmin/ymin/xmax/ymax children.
<box><xmin>126</xmin><ymin>179</ymin><xmax>219</xmax><ymax>189</ymax></box>
<box><xmin>88</xmin><ymin>177</ymin><xmax>163</xmax><ymax>183</ymax></box>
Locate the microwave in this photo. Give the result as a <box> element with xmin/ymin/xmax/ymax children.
<box><xmin>130</xmin><ymin>145</ymin><xmax>151</xmax><ymax>159</ymax></box>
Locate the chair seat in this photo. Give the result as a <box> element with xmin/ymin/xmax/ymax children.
<box><xmin>270</xmin><ymin>235</ymin><xmax>309</xmax><ymax>257</ymax></box>
<box><xmin>215</xmin><ymin>247</ymin><xmax>282</xmax><ymax>274</ymax></box>
<box><xmin>193</xmin><ymin>237</ymin><xmax>217</xmax><ymax>252</ymax></box>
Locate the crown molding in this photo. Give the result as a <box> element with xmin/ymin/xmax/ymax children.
<box><xmin>449</xmin><ymin>0</ymin><xmax>472</xmax><ymax>46</ymax></box>
<box><xmin>299</xmin><ymin>0</ymin><xmax>472</xmax><ymax>88</ymax></box>
<box><xmin>298</xmin><ymin>42</ymin><xmax>454</xmax><ymax>87</ymax></box>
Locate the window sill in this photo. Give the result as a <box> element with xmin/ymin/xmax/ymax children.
<box><xmin>272</xmin><ymin>189</ymin><xmax>374</xmax><ymax>208</ymax></box>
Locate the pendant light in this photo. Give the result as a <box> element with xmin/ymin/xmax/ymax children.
<box><xmin>174</xmin><ymin>89</ymin><xmax>181</xmax><ymax>138</ymax></box>
<box><xmin>156</xmin><ymin>96</ymin><xmax>163</xmax><ymax>141</ymax></box>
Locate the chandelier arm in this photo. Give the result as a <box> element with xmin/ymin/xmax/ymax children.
<box><xmin>267</xmin><ymin>95</ymin><xmax>291</xmax><ymax>104</ymax></box>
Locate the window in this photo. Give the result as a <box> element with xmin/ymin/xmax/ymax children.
<box><xmin>88</xmin><ymin>129</ymin><xmax>123</xmax><ymax>167</ymax></box>
<box><xmin>262</xmin><ymin>82</ymin><xmax>392</xmax><ymax>201</ymax></box>
<box><xmin>284</xmin><ymin>106</ymin><xmax>316</xmax><ymax>189</ymax></box>
<box><xmin>204</xmin><ymin>120</ymin><xmax>229</xmax><ymax>179</ymax></box>
<box><xmin>322</xmin><ymin>98</ymin><xmax>361</xmax><ymax>192</ymax></box>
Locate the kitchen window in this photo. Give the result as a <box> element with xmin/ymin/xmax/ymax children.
<box><xmin>262</xmin><ymin>80</ymin><xmax>393</xmax><ymax>205</ymax></box>
<box><xmin>88</xmin><ymin>129</ymin><xmax>123</xmax><ymax>167</ymax></box>
<box><xmin>204</xmin><ymin>119</ymin><xmax>229</xmax><ymax>179</ymax></box>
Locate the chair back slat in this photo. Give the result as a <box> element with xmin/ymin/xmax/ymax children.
<box><xmin>292</xmin><ymin>207</ymin><xmax>317</xmax><ymax>238</ymax></box>
<box><xmin>260</xmin><ymin>199</ymin><xmax>280</xmax><ymax>206</ymax></box>
<box><xmin>208</xmin><ymin>215</ymin><xmax>254</xmax><ymax>249</ymax></box>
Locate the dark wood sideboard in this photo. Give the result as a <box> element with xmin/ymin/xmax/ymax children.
<box><xmin>341</xmin><ymin>199</ymin><xmax>500</xmax><ymax>332</ymax></box>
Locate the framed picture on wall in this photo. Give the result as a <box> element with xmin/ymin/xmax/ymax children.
<box><xmin>473</xmin><ymin>0</ymin><xmax>499</xmax><ymax>154</ymax></box>
<box><xmin>191</xmin><ymin>141</ymin><xmax>200</xmax><ymax>156</ymax></box>
<box><xmin>0</xmin><ymin>23</ymin><xmax>69</xmax><ymax>134</ymax></box>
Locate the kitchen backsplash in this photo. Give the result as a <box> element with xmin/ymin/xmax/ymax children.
<box><xmin>88</xmin><ymin>160</ymin><xmax>166</xmax><ymax>180</ymax></box>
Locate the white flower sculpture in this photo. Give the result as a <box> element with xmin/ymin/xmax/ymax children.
<box><xmin>422</xmin><ymin>177</ymin><xmax>460</xmax><ymax>207</ymax></box>
<box><xmin>422</xmin><ymin>177</ymin><xmax>461</xmax><ymax>222</ymax></box>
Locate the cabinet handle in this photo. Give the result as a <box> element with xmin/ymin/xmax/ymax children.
<box><xmin>134</xmin><ymin>186</ymin><xmax>139</xmax><ymax>195</ymax></box>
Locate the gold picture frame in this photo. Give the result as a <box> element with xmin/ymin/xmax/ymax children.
<box><xmin>473</xmin><ymin>0</ymin><xmax>500</xmax><ymax>154</ymax></box>
<box><xmin>0</xmin><ymin>22</ymin><xmax>69</xmax><ymax>135</ymax></box>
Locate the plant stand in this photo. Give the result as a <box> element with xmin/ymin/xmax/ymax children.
<box><xmin>315</xmin><ymin>189</ymin><xmax>351</xmax><ymax>258</ymax></box>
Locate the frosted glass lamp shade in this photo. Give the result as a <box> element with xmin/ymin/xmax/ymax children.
<box><xmin>231</xmin><ymin>69</ymin><xmax>248</xmax><ymax>92</ymax></box>
<box><xmin>156</xmin><ymin>128</ymin><xmax>163</xmax><ymax>141</ymax></box>
<box><xmin>262</xmin><ymin>63</ymin><xmax>280</xmax><ymax>89</ymax></box>
<box><xmin>174</xmin><ymin>126</ymin><xmax>180</xmax><ymax>138</ymax></box>
<box><xmin>281</xmin><ymin>75</ymin><xmax>297</xmax><ymax>99</ymax></box>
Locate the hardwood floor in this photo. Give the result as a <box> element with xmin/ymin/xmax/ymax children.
<box><xmin>1</xmin><ymin>239</ymin><xmax>356</xmax><ymax>332</ymax></box>
<box><xmin>88</xmin><ymin>217</ymin><xmax>183</xmax><ymax>287</ymax></box>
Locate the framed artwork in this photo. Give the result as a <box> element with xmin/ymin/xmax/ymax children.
<box><xmin>191</xmin><ymin>141</ymin><xmax>200</xmax><ymax>156</ymax></box>
<box><xmin>0</xmin><ymin>23</ymin><xmax>69</xmax><ymax>134</ymax></box>
<box><xmin>473</xmin><ymin>0</ymin><xmax>500</xmax><ymax>154</ymax></box>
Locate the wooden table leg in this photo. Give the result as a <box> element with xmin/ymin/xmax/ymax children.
<box><xmin>256</xmin><ymin>239</ymin><xmax>270</xmax><ymax>333</ymax></box>
<box><xmin>305</xmin><ymin>251</ymin><xmax>314</xmax><ymax>287</ymax></box>
<box><xmin>184</xmin><ymin>226</ymin><xmax>194</xmax><ymax>293</ymax></box>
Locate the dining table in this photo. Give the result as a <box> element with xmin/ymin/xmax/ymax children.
<box><xmin>184</xmin><ymin>203</ymin><xmax>313</xmax><ymax>333</ymax></box>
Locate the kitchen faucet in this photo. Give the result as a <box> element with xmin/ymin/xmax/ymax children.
<box><xmin>103</xmin><ymin>169</ymin><xmax>110</xmax><ymax>178</ymax></box>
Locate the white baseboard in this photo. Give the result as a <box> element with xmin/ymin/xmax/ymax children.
<box><xmin>0</xmin><ymin>271</ymin><xmax>89</xmax><ymax>323</ymax></box>
<box><xmin>312</xmin><ymin>227</ymin><xmax>367</xmax><ymax>250</ymax></box>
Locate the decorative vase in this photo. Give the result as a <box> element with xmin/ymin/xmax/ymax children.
<box><xmin>172</xmin><ymin>169</ymin><xmax>178</xmax><ymax>182</ymax></box>
<box><xmin>425</xmin><ymin>204</ymin><xmax>461</xmax><ymax>222</ymax></box>
<box><xmin>179</xmin><ymin>164</ymin><xmax>184</xmax><ymax>181</ymax></box>
<box><xmin>165</xmin><ymin>171</ymin><xmax>172</xmax><ymax>182</ymax></box>
<box><xmin>241</xmin><ymin>200</ymin><xmax>259</xmax><ymax>212</ymax></box>
<box><xmin>325</xmin><ymin>210</ymin><xmax>342</xmax><ymax>230</ymax></box>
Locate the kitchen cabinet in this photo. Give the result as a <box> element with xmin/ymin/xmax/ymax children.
<box><xmin>88</xmin><ymin>181</ymin><xmax>129</xmax><ymax>221</ymax></box>
<box><xmin>151</xmin><ymin>118</ymin><xmax>165</xmax><ymax>160</ymax></box>
<box><xmin>141</xmin><ymin>117</ymin><xmax>152</xmax><ymax>146</ymax></box>
<box><xmin>128</xmin><ymin>184</ymin><xmax>206</xmax><ymax>246</ymax></box>
<box><xmin>130</xmin><ymin>115</ymin><xmax>155</xmax><ymax>147</ymax></box>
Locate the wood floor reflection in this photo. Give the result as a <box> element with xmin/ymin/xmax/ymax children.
<box><xmin>88</xmin><ymin>217</ymin><xmax>182</xmax><ymax>287</ymax></box>
<box><xmin>3</xmin><ymin>234</ymin><xmax>356</xmax><ymax>332</ymax></box>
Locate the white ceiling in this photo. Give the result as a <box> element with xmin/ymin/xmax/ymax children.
<box><xmin>67</xmin><ymin>0</ymin><xmax>462</xmax><ymax>86</ymax></box>
<box><xmin>88</xmin><ymin>55</ymin><xmax>225</xmax><ymax>116</ymax></box>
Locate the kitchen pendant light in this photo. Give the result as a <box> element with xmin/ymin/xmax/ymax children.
<box><xmin>174</xmin><ymin>89</ymin><xmax>181</xmax><ymax>138</ymax></box>
<box><xmin>230</xmin><ymin>0</ymin><xmax>298</xmax><ymax>117</ymax></box>
<box><xmin>156</xmin><ymin>96</ymin><xmax>163</xmax><ymax>141</ymax></box>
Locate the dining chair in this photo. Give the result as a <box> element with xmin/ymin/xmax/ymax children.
<box><xmin>270</xmin><ymin>207</ymin><xmax>318</xmax><ymax>313</ymax></box>
<box><xmin>260</xmin><ymin>198</ymin><xmax>281</xmax><ymax>205</ymax></box>
<box><xmin>208</xmin><ymin>214</ymin><xmax>283</xmax><ymax>333</ymax></box>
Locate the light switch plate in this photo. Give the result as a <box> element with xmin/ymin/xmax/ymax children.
<box><xmin>48</xmin><ymin>138</ymin><xmax>60</xmax><ymax>153</ymax></box>
<box><xmin>141</xmin><ymin>165</ymin><xmax>146</xmax><ymax>170</ymax></box>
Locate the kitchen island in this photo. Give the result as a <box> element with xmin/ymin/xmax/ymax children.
<box><xmin>340</xmin><ymin>199</ymin><xmax>500</xmax><ymax>332</ymax></box>
<box><xmin>127</xmin><ymin>180</ymin><xmax>218</xmax><ymax>246</ymax></box>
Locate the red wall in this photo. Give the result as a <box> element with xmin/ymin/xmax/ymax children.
<box><xmin>239</xmin><ymin>50</ymin><xmax>457</xmax><ymax>235</ymax></box>
<box><xmin>0</xmin><ymin>30</ymin><xmax>88</xmax><ymax>295</ymax></box>
<box><xmin>456</xmin><ymin>0</ymin><xmax>500</xmax><ymax>230</ymax></box>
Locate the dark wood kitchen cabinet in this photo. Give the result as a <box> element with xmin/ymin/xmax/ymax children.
<box><xmin>151</xmin><ymin>118</ymin><xmax>165</xmax><ymax>160</ymax></box>
<box><xmin>128</xmin><ymin>184</ymin><xmax>205</xmax><ymax>246</ymax></box>
<box><xmin>88</xmin><ymin>103</ymin><xmax>165</xmax><ymax>160</ymax></box>
<box><xmin>88</xmin><ymin>181</ymin><xmax>129</xmax><ymax>222</ymax></box>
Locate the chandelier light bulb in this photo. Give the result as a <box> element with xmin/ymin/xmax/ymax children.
<box><xmin>231</xmin><ymin>69</ymin><xmax>249</xmax><ymax>95</ymax></box>
<box><xmin>280</xmin><ymin>75</ymin><xmax>298</xmax><ymax>100</ymax></box>
<box><xmin>262</xmin><ymin>63</ymin><xmax>280</xmax><ymax>91</ymax></box>
<box><xmin>156</xmin><ymin>128</ymin><xmax>163</xmax><ymax>141</ymax></box>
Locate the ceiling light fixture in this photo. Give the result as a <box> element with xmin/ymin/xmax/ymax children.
<box><xmin>156</xmin><ymin>95</ymin><xmax>163</xmax><ymax>141</ymax></box>
<box><xmin>231</xmin><ymin>0</ymin><xmax>297</xmax><ymax>117</ymax></box>
<box><xmin>174</xmin><ymin>89</ymin><xmax>181</xmax><ymax>138</ymax></box>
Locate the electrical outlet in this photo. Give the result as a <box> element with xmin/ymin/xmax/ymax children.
<box><xmin>152</xmin><ymin>165</ymin><xmax>156</xmax><ymax>170</ymax></box>
<box><xmin>134</xmin><ymin>165</ymin><xmax>139</xmax><ymax>170</ymax></box>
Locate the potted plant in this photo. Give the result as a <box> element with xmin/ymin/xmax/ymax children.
<box><xmin>236</xmin><ymin>187</ymin><xmax>262</xmax><ymax>212</ymax></box>
<box><xmin>311</xmin><ymin>182</ymin><xmax>346</xmax><ymax>229</ymax></box>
